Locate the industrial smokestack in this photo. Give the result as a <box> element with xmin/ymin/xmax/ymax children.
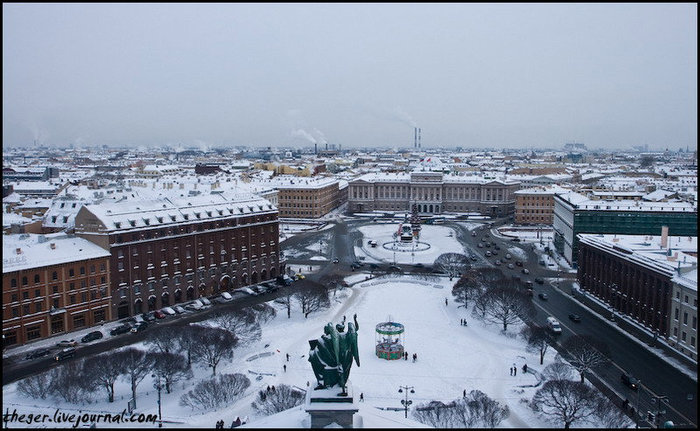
<box><xmin>661</xmin><ymin>225</ymin><xmax>669</xmax><ymax>248</ymax></box>
<box><xmin>414</xmin><ymin>127</ymin><xmax>417</xmax><ymax>148</ymax></box>
<box><xmin>418</xmin><ymin>128</ymin><xmax>421</xmax><ymax>148</ymax></box>
<box><xmin>314</xmin><ymin>143</ymin><xmax>317</xmax><ymax>154</ymax></box>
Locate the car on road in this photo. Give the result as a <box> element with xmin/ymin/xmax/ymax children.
<box><xmin>620</xmin><ymin>372</ymin><xmax>639</xmax><ymax>390</ymax></box>
<box><xmin>511</xmin><ymin>238</ymin><xmax>521</xmax><ymax>242</ymax></box>
<box><xmin>110</xmin><ymin>324</ymin><xmax>132</xmax><ymax>336</ymax></box>
<box><xmin>81</xmin><ymin>331</ymin><xmax>104</xmax><ymax>343</ymax></box>
<box><xmin>535</xmin><ymin>277</ymin><xmax>544</xmax><ymax>284</ymax></box>
<box><xmin>485</xmin><ymin>251</ymin><xmax>492</xmax><ymax>257</ymax></box>
<box><xmin>538</xmin><ymin>292</ymin><xmax>548</xmax><ymax>300</ymax></box>
<box><xmin>515</xmin><ymin>261</ymin><xmax>523</xmax><ymax>267</ymax></box>
<box><xmin>413</xmin><ymin>263</ymin><xmax>424</xmax><ymax>268</ymax></box>
<box><xmin>130</xmin><ymin>322</ymin><xmax>149</xmax><ymax>333</ymax></box>
<box><xmin>491</xmin><ymin>250</ymin><xmax>498</xmax><ymax>255</ymax></box>
<box><xmin>470</xmin><ymin>255</ymin><xmax>478</xmax><ymax>261</ymax></box>
<box><xmin>471</xmin><ymin>231</ymin><xmax>477</xmax><ymax>236</ymax></box>
<box><xmin>350</xmin><ymin>262</ymin><xmax>361</xmax><ymax>270</ymax></box>
<box><xmin>161</xmin><ymin>307</ymin><xmax>176</xmax><ymax>316</ymax></box>
<box><xmin>568</xmin><ymin>313</ymin><xmax>581</xmax><ymax>323</ymax></box>
<box><xmin>200</xmin><ymin>297</ymin><xmax>212</xmax><ymax>307</ymax></box>
<box><xmin>477</xmin><ymin>243</ymin><xmax>484</xmax><ymax>248</ymax></box>
<box><xmin>57</xmin><ymin>339</ymin><xmax>77</xmax><ymax>348</ymax></box>
<box><xmin>522</xmin><ymin>268</ymin><xmax>530</xmax><ymax>274</ymax></box>
<box><xmin>504</xmin><ymin>253</ymin><xmax>512</xmax><ymax>260</ymax></box>
<box><xmin>494</xmin><ymin>245</ymin><xmax>500</xmax><ymax>250</ymax></box>
<box><xmin>54</xmin><ymin>347</ymin><xmax>76</xmax><ymax>361</ymax></box>
<box><xmin>494</xmin><ymin>260</ymin><xmax>501</xmax><ymax>266</ymax></box>
<box><xmin>174</xmin><ymin>305</ymin><xmax>187</xmax><ymax>314</ymax></box>
<box><xmin>276</xmin><ymin>275</ymin><xmax>293</xmax><ymax>286</ymax></box>
<box><xmin>154</xmin><ymin>310</ymin><xmax>166</xmax><ymax>319</ymax></box>
<box><xmin>294</xmin><ymin>273</ymin><xmax>305</xmax><ymax>281</ymax></box>
<box><xmin>485</xmin><ymin>242</ymin><xmax>491</xmax><ymax>248</ymax></box>
<box><xmin>388</xmin><ymin>265</ymin><xmax>402</xmax><ymax>273</ymax></box>
<box><xmin>25</xmin><ymin>348</ymin><xmax>51</xmax><ymax>360</ymax></box>
<box><xmin>507</xmin><ymin>263</ymin><xmax>514</xmax><ymax>269</ymax></box>
<box><xmin>332</xmin><ymin>258</ymin><xmax>339</xmax><ymax>264</ymax></box>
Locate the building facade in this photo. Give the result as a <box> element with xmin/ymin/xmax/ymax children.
<box><xmin>74</xmin><ymin>193</ymin><xmax>281</xmax><ymax>319</ymax></box>
<box><xmin>276</xmin><ymin>178</ymin><xmax>342</xmax><ymax>219</ymax></box>
<box><xmin>347</xmin><ymin>172</ymin><xmax>520</xmax><ymax>217</ymax></box>
<box><xmin>514</xmin><ymin>185</ymin><xmax>570</xmax><ymax>225</ymax></box>
<box><xmin>2</xmin><ymin>234</ymin><xmax>112</xmax><ymax>347</ymax></box>
<box><xmin>577</xmin><ymin>233</ymin><xmax>697</xmax><ymax>360</ymax></box>
<box><xmin>553</xmin><ymin>191</ymin><xmax>697</xmax><ymax>266</ymax></box>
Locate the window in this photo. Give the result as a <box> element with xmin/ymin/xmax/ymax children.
<box><xmin>70</xmin><ymin>282</ymin><xmax>75</xmax><ymax>290</ymax></box>
<box><xmin>35</xmin><ymin>289</ymin><xmax>41</xmax><ymax>297</ymax></box>
<box><xmin>52</xmin><ymin>271</ymin><xmax>58</xmax><ymax>280</ymax></box>
<box><xmin>93</xmin><ymin>309</ymin><xmax>105</xmax><ymax>323</ymax></box>
<box><xmin>11</xmin><ymin>278</ymin><xmax>17</xmax><ymax>288</ymax></box>
<box><xmin>23</xmin><ymin>291</ymin><xmax>29</xmax><ymax>300</ymax></box>
<box><xmin>11</xmin><ymin>293</ymin><xmax>18</xmax><ymax>302</ymax></box>
<box><xmin>23</xmin><ymin>304</ymin><xmax>30</xmax><ymax>315</ymax></box>
<box><xmin>35</xmin><ymin>302</ymin><xmax>42</xmax><ymax>313</ymax></box>
<box><xmin>90</xmin><ymin>265</ymin><xmax>95</xmax><ymax>274</ymax></box>
<box><xmin>692</xmin><ymin>337</ymin><xmax>696</xmax><ymax>348</ymax></box>
<box><xmin>693</xmin><ymin>317</ymin><xmax>697</xmax><ymax>330</ymax></box>
<box><xmin>118</xmin><ymin>249</ymin><xmax>124</xmax><ymax>258</ymax></box>
<box><xmin>69</xmin><ymin>269</ymin><xmax>74</xmax><ymax>277</ymax></box>
<box><xmin>118</xmin><ymin>262</ymin><xmax>124</xmax><ymax>271</ymax></box>
<box><xmin>681</xmin><ymin>331</ymin><xmax>687</xmax><ymax>342</ymax></box>
<box><xmin>80</xmin><ymin>267</ymin><xmax>85</xmax><ymax>275</ymax></box>
<box><xmin>70</xmin><ymin>295</ymin><xmax>76</xmax><ymax>304</ymax></box>
<box><xmin>22</xmin><ymin>276</ymin><xmax>28</xmax><ymax>286</ymax></box>
<box><xmin>26</xmin><ymin>325</ymin><xmax>41</xmax><ymax>341</ymax></box>
<box><xmin>683</xmin><ymin>312</ymin><xmax>688</xmax><ymax>325</ymax></box>
<box><xmin>12</xmin><ymin>307</ymin><xmax>19</xmax><ymax>318</ymax></box>
<box><xmin>675</xmin><ymin>309</ymin><xmax>679</xmax><ymax>320</ymax></box>
<box><xmin>52</xmin><ymin>285</ymin><xmax>58</xmax><ymax>294</ymax></box>
<box><xmin>685</xmin><ymin>295</ymin><xmax>689</xmax><ymax>303</ymax></box>
<box><xmin>81</xmin><ymin>292</ymin><xmax>87</xmax><ymax>302</ymax></box>
<box><xmin>73</xmin><ymin>314</ymin><xmax>86</xmax><ymax>328</ymax></box>
<box><xmin>53</xmin><ymin>298</ymin><xmax>60</xmax><ymax>309</ymax></box>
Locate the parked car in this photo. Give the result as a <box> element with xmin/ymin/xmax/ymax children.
<box><xmin>215</xmin><ymin>292</ymin><xmax>233</xmax><ymax>303</ymax></box>
<box><xmin>186</xmin><ymin>299</ymin><xmax>204</xmax><ymax>311</ymax></box>
<box><xmin>239</xmin><ymin>287</ymin><xmax>258</xmax><ymax>297</ymax></box>
<box><xmin>110</xmin><ymin>324</ymin><xmax>132</xmax><ymax>336</ymax></box>
<box><xmin>174</xmin><ymin>305</ymin><xmax>187</xmax><ymax>314</ymax></box>
<box><xmin>504</xmin><ymin>253</ymin><xmax>512</xmax><ymax>260</ymax></box>
<box><xmin>25</xmin><ymin>348</ymin><xmax>51</xmax><ymax>360</ymax></box>
<box><xmin>535</xmin><ymin>277</ymin><xmax>545</xmax><ymax>284</ymax></box>
<box><xmin>511</xmin><ymin>237</ymin><xmax>521</xmax><ymax>242</ymax></box>
<box><xmin>485</xmin><ymin>251</ymin><xmax>492</xmax><ymax>257</ymax></box>
<box><xmin>57</xmin><ymin>339</ymin><xmax>78</xmax><ymax>348</ymax></box>
<box><xmin>620</xmin><ymin>372</ymin><xmax>639</xmax><ymax>390</ymax></box>
<box><xmin>142</xmin><ymin>312</ymin><xmax>157</xmax><ymax>322</ymax></box>
<box><xmin>81</xmin><ymin>331</ymin><xmax>104</xmax><ymax>343</ymax></box>
<box><xmin>515</xmin><ymin>261</ymin><xmax>523</xmax><ymax>267</ymax></box>
<box><xmin>507</xmin><ymin>263</ymin><xmax>515</xmax><ymax>269</ymax></box>
<box><xmin>199</xmin><ymin>297</ymin><xmax>212</xmax><ymax>307</ymax></box>
<box><xmin>477</xmin><ymin>243</ymin><xmax>484</xmax><ymax>248</ymax></box>
<box><xmin>538</xmin><ymin>292</ymin><xmax>548</xmax><ymax>300</ymax></box>
<box><xmin>470</xmin><ymin>255</ymin><xmax>478</xmax><ymax>261</ymax></box>
<box><xmin>161</xmin><ymin>307</ymin><xmax>176</xmax><ymax>316</ymax></box>
<box><xmin>332</xmin><ymin>258</ymin><xmax>339</xmax><ymax>264</ymax></box>
<box><xmin>153</xmin><ymin>310</ymin><xmax>166</xmax><ymax>319</ymax></box>
<box><xmin>350</xmin><ymin>262</ymin><xmax>361</xmax><ymax>270</ymax></box>
<box><xmin>294</xmin><ymin>273</ymin><xmax>305</xmax><ymax>280</ymax></box>
<box><xmin>471</xmin><ymin>231</ymin><xmax>477</xmax><ymax>236</ymax></box>
<box><xmin>494</xmin><ymin>245</ymin><xmax>501</xmax><ymax>250</ymax></box>
<box><xmin>491</xmin><ymin>250</ymin><xmax>498</xmax><ymax>255</ymax></box>
<box><xmin>568</xmin><ymin>313</ymin><xmax>581</xmax><ymax>323</ymax></box>
<box><xmin>522</xmin><ymin>268</ymin><xmax>530</xmax><ymax>274</ymax></box>
<box><xmin>494</xmin><ymin>260</ymin><xmax>501</xmax><ymax>266</ymax></box>
<box><xmin>130</xmin><ymin>322</ymin><xmax>149</xmax><ymax>333</ymax></box>
<box><xmin>54</xmin><ymin>347</ymin><xmax>76</xmax><ymax>361</ymax></box>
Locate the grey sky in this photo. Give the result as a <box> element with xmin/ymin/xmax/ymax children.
<box><xmin>2</xmin><ymin>3</ymin><xmax>696</xmax><ymax>150</ymax></box>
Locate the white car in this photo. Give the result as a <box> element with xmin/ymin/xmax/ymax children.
<box><xmin>185</xmin><ymin>300</ymin><xmax>203</xmax><ymax>311</ymax></box>
<box><xmin>221</xmin><ymin>291</ymin><xmax>233</xmax><ymax>301</ymax></box>
<box><xmin>199</xmin><ymin>297</ymin><xmax>212</xmax><ymax>307</ymax></box>
<box><xmin>240</xmin><ymin>287</ymin><xmax>258</xmax><ymax>296</ymax></box>
<box><xmin>161</xmin><ymin>307</ymin><xmax>176</xmax><ymax>316</ymax></box>
<box><xmin>173</xmin><ymin>305</ymin><xmax>186</xmax><ymax>314</ymax></box>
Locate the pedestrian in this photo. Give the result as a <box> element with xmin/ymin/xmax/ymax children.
<box><xmin>463</xmin><ymin>389</ymin><xmax>466</xmax><ymax>397</ymax></box>
<box><xmin>309</xmin><ymin>265</ymin><xmax>312</xmax><ymax>271</ymax></box>
<box><xmin>307</xmin><ymin>381</ymin><xmax>310</xmax><ymax>387</ymax></box>
<box><xmin>283</xmin><ymin>364</ymin><xmax>287</xmax><ymax>372</ymax></box>
<box><xmin>523</xmin><ymin>364</ymin><xmax>527</xmax><ymax>373</ymax></box>
<box><xmin>360</xmin><ymin>392</ymin><xmax>364</xmax><ymax>402</ymax></box>
<box><xmin>267</xmin><ymin>385</ymin><xmax>271</xmax><ymax>392</ymax></box>
<box><xmin>445</xmin><ymin>298</ymin><xmax>448</xmax><ymax>306</ymax></box>
<box><xmin>510</xmin><ymin>367</ymin><xmax>513</xmax><ymax>376</ymax></box>
<box><xmin>460</xmin><ymin>318</ymin><xmax>463</xmax><ymax>325</ymax></box>
<box><xmin>271</xmin><ymin>385</ymin><xmax>276</xmax><ymax>392</ymax></box>
<box><xmin>514</xmin><ymin>366</ymin><xmax>517</xmax><ymax>376</ymax></box>
<box><xmin>286</xmin><ymin>353</ymin><xmax>290</xmax><ymax>362</ymax></box>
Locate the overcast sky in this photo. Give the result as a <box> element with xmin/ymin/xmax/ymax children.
<box><xmin>3</xmin><ymin>3</ymin><xmax>697</xmax><ymax>150</ymax></box>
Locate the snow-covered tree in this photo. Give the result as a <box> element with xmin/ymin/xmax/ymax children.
<box><xmin>472</xmin><ymin>286</ymin><xmax>536</xmax><ymax>331</ymax></box>
<box><xmin>17</xmin><ymin>371</ymin><xmax>52</xmax><ymax>400</ymax></box>
<box><xmin>251</xmin><ymin>384</ymin><xmax>305</xmax><ymax>416</ymax></box>
<box><xmin>151</xmin><ymin>352</ymin><xmax>192</xmax><ymax>394</ymax></box>
<box><xmin>117</xmin><ymin>348</ymin><xmax>156</xmax><ymax>408</ymax></box>
<box><xmin>190</xmin><ymin>326</ymin><xmax>237</xmax><ymax>376</ymax></box>
<box><xmin>434</xmin><ymin>253</ymin><xmax>470</xmax><ymax>280</ymax></box>
<box><xmin>180</xmin><ymin>373</ymin><xmax>250</xmax><ymax>410</ymax></box>
<box><xmin>294</xmin><ymin>284</ymin><xmax>330</xmax><ymax>318</ymax></box>
<box><xmin>521</xmin><ymin>325</ymin><xmax>554</xmax><ymax>365</ymax></box>
<box><xmin>83</xmin><ymin>353</ymin><xmax>126</xmax><ymax>402</ymax></box>
<box><xmin>561</xmin><ymin>335</ymin><xmax>610</xmax><ymax>383</ymax></box>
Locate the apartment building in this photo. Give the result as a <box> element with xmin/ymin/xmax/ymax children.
<box><xmin>275</xmin><ymin>177</ymin><xmax>342</xmax><ymax>219</ymax></box>
<box><xmin>514</xmin><ymin>185</ymin><xmax>570</xmax><ymax>225</ymax></box>
<box><xmin>2</xmin><ymin>233</ymin><xmax>112</xmax><ymax>347</ymax></box>
<box><xmin>74</xmin><ymin>193</ymin><xmax>280</xmax><ymax>319</ymax></box>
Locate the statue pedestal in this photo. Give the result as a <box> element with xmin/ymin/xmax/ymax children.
<box><xmin>304</xmin><ymin>382</ymin><xmax>359</xmax><ymax>428</ymax></box>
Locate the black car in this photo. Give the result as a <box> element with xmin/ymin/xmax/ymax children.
<box><xmin>25</xmin><ymin>348</ymin><xmax>51</xmax><ymax>360</ymax></box>
<box><xmin>388</xmin><ymin>265</ymin><xmax>402</xmax><ymax>273</ymax></box>
<box><xmin>130</xmin><ymin>322</ymin><xmax>149</xmax><ymax>333</ymax></box>
<box><xmin>535</xmin><ymin>277</ymin><xmax>545</xmax><ymax>285</ymax></box>
<box><xmin>568</xmin><ymin>313</ymin><xmax>581</xmax><ymax>323</ymax></box>
<box><xmin>350</xmin><ymin>262</ymin><xmax>361</xmax><ymax>270</ymax></box>
<box><xmin>54</xmin><ymin>347</ymin><xmax>76</xmax><ymax>361</ymax></box>
<box><xmin>81</xmin><ymin>331</ymin><xmax>104</xmax><ymax>343</ymax></box>
<box><xmin>511</xmin><ymin>237</ymin><xmax>521</xmax><ymax>242</ymax></box>
<box><xmin>621</xmin><ymin>372</ymin><xmax>639</xmax><ymax>390</ymax></box>
<box><xmin>538</xmin><ymin>293</ymin><xmax>548</xmax><ymax>300</ymax></box>
<box><xmin>110</xmin><ymin>324</ymin><xmax>132</xmax><ymax>336</ymax></box>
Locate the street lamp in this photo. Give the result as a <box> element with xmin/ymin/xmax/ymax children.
<box><xmin>651</xmin><ymin>395</ymin><xmax>669</xmax><ymax>428</ymax></box>
<box><xmin>152</xmin><ymin>374</ymin><xmax>163</xmax><ymax>428</ymax></box>
<box><xmin>635</xmin><ymin>379</ymin><xmax>641</xmax><ymax>429</ymax></box>
<box><xmin>398</xmin><ymin>385</ymin><xmax>415</xmax><ymax>419</ymax></box>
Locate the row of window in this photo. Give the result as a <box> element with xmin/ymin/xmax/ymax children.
<box><xmin>112</xmin><ymin>217</ymin><xmax>276</xmax><ymax>244</ymax></box>
<box><xmin>5</xmin><ymin>288</ymin><xmax>108</xmax><ymax>319</ymax></box>
<box><xmin>8</xmin><ymin>263</ymin><xmax>107</xmax><ymax>288</ymax></box>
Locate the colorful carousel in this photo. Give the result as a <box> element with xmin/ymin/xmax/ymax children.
<box><xmin>375</xmin><ymin>321</ymin><xmax>405</xmax><ymax>360</ymax></box>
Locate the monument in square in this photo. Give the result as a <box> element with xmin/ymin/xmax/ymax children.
<box><xmin>306</xmin><ymin>314</ymin><xmax>361</xmax><ymax>428</ymax></box>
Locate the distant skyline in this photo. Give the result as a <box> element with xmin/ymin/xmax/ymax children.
<box><xmin>2</xmin><ymin>3</ymin><xmax>697</xmax><ymax>150</ymax></box>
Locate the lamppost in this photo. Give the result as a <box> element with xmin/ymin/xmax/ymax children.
<box><xmin>398</xmin><ymin>385</ymin><xmax>415</xmax><ymax>419</ymax></box>
<box><xmin>651</xmin><ymin>395</ymin><xmax>669</xmax><ymax>428</ymax></box>
<box><xmin>635</xmin><ymin>379</ymin><xmax>642</xmax><ymax>429</ymax></box>
<box><xmin>152</xmin><ymin>374</ymin><xmax>163</xmax><ymax>428</ymax></box>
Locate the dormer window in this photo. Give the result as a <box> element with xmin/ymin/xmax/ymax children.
<box><xmin>183</xmin><ymin>214</ymin><xmax>189</xmax><ymax>220</ymax></box>
<box><xmin>143</xmin><ymin>218</ymin><xmax>150</xmax><ymax>226</ymax></box>
<box><xmin>156</xmin><ymin>216</ymin><xmax>163</xmax><ymax>223</ymax></box>
<box><xmin>206</xmin><ymin>211</ymin><xmax>212</xmax><ymax>217</ymax></box>
<box><xmin>114</xmin><ymin>222</ymin><xmax>121</xmax><ymax>229</ymax></box>
<box><xmin>170</xmin><ymin>215</ymin><xmax>176</xmax><ymax>222</ymax></box>
<box><xmin>129</xmin><ymin>220</ymin><xmax>136</xmax><ymax>227</ymax></box>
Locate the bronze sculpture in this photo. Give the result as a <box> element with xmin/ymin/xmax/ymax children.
<box><xmin>308</xmin><ymin>314</ymin><xmax>360</xmax><ymax>395</ymax></box>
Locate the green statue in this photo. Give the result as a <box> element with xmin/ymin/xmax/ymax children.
<box><xmin>308</xmin><ymin>314</ymin><xmax>360</xmax><ymax>394</ymax></box>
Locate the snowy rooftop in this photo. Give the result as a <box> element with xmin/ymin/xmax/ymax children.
<box><xmin>514</xmin><ymin>185</ymin><xmax>571</xmax><ymax>195</ymax></box>
<box><xmin>2</xmin><ymin>233</ymin><xmax>111</xmax><ymax>273</ymax></box>
<box><xmin>556</xmin><ymin>191</ymin><xmax>696</xmax><ymax>212</ymax></box>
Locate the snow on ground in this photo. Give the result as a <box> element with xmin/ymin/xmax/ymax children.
<box><xmin>507</xmin><ymin>247</ymin><xmax>528</xmax><ymax>262</ymax></box>
<box><xmin>354</xmin><ymin>225</ymin><xmax>465</xmax><ymax>266</ymax></box>
<box><xmin>455</xmin><ymin>222</ymin><xmax>485</xmax><ymax>231</ymax></box>
<box><xmin>3</xmin><ymin>274</ymin><xmax>615</xmax><ymax>429</ymax></box>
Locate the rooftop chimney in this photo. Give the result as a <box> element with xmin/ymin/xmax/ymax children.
<box><xmin>661</xmin><ymin>225</ymin><xmax>669</xmax><ymax>248</ymax></box>
<box><xmin>50</xmin><ymin>243</ymin><xmax>56</xmax><ymax>249</ymax></box>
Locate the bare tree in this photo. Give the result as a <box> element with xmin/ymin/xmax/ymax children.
<box><xmin>190</xmin><ymin>325</ymin><xmax>237</xmax><ymax>376</ymax></box>
<box><xmin>83</xmin><ymin>353</ymin><xmax>126</xmax><ymax>402</ymax></box>
<box><xmin>319</xmin><ymin>273</ymin><xmax>345</xmax><ymax>297</ymax></box>
<box><xmin>530</xmin><ymin>380</ymin><xmax>601</xmax><ymax>429</ymax></box>
<box><xmin>17</xmin><ymin>371</ymin><xmax>52</xmax><ymax>400</ymax></box>
<box><xmin>465</xmin><ymin>389</ymin><xmax>510</xmax><ymax>428</ymax></box>
<box><xmin>413</xmin><ymin>401</ymin><xmax>455</xmax><ymax>428</ymax></box>
<box><xmin>294</xmin><ymin>284</ymin><xmax>330</xmax><ymax>318</ymax></box>
<box><xmin>251</xmin><ymin>384</ymin><xmax>305</xmax><ymax>416</ymax></box>
<box><xmin>210</xmin><ymin>309</ymin><xmax>261</xmax><ymax>345</ymax></box>
<box><xmin>117</xmin><ymin>348</ymin><xmax>156</xmax><ymax>408</ymax></box>
<box><xmin>251</xmin><ymin>302</ymin><xmax>277</xmax><ymax>323</ymax></box>
<box><xmin>176</xmin><ymin>324</ymin><xmax>198</xmax><ymax>367</ymax></box>
<box><xmin>595</xmin><ymin>396</ymin><xmax>634</xmax><ymax>428</ymax></box>
<box><xmin>542</xmin><ymin>360</ymin><xmax>576</xmax><ymax>382</ymax></box>
<box><xmin>180</xmin><ymin>373</ymin><xmax>251</xmax><ymax>411</ymax></box>
<box><xmin>276</xmin><ymin>287</ymin><xmax>294</xmax><ymax>318</ymax></box>
<box><xmin>452</xmin><ymin>269</ymin><xmax>484</xmax><ymax>309</ymax></box>
<box><xmin>48</xmin><ymin>360</ymin><xmax>93</xmax><ymax>403</ymax></box>
<box><xmin>561</xmin><ymin>335</ymin><xmax>610</xmax><ymax>383</ymax></box>
<box><xmin>521</xmin><ymin>325</ymin><xmax>553</xmax><ymax>365</ymax></box>
<box><xmin>151</xmin><ymin>352</ymin><xmax>192</xmax><ymax>394</ymax></box>
<box><xmin>144</xmin><ymin>325</ymin><xmax>179</xmax><ymax>354</ymax></box>
<box><xmin>434</xmin><ymin>253</ymin><xmax>470</xmax><ymax>280</ymax></box>
<box><xmin>472</xmin><ymin>286</ymin><xmax>536</xmax><ymax>331</ymax></box>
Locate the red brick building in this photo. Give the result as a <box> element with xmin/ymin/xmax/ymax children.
<box><xmin>75</xmin><ymin>193</ymin><xmax>281</xmax><ymax>319</ymax></box>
